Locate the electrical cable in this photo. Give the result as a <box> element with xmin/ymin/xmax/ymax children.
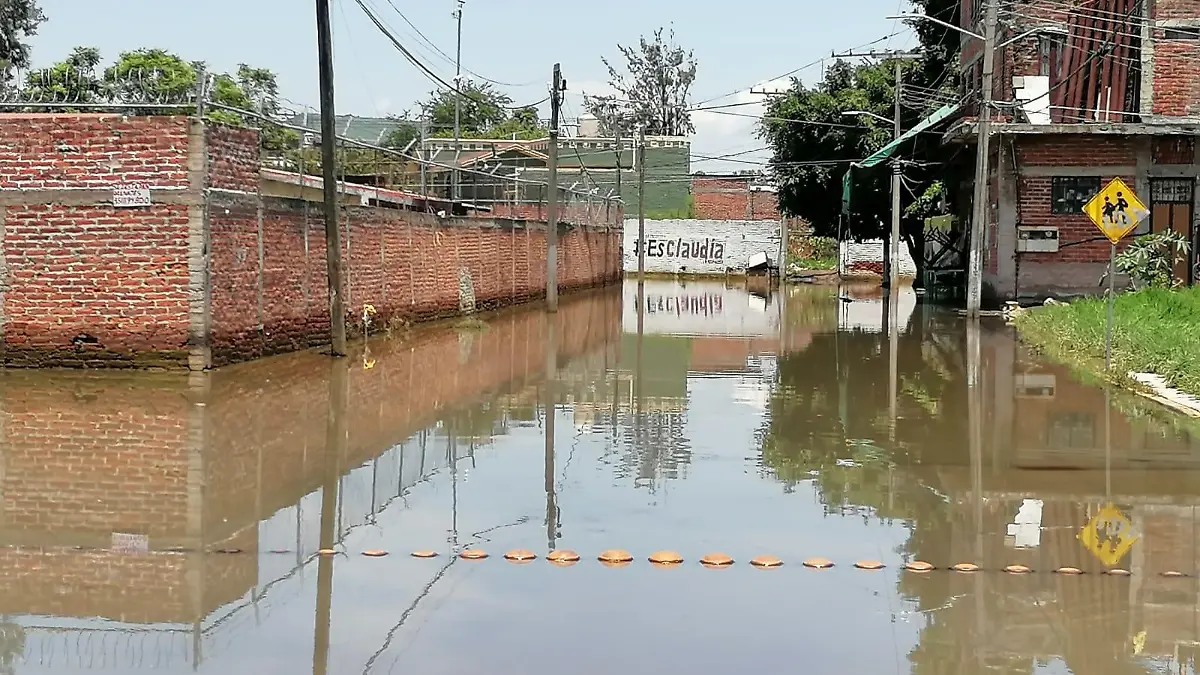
<box><xmin>377</xmin><ymin>0</ymin><xmax>542</xmax><ymax>88</ymax></box>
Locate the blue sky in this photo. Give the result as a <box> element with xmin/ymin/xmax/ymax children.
<box><xmin>29</xmin><ymin>0</ymin><xmax>918</xmax><ymax>171</ymax></box>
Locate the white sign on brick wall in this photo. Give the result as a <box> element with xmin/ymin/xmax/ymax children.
<box><xmin>623</xmin><ymin>219</ymin><xmax>781</xmax><ymax>274</ymax></box>
<box><xmin>112</xmin><ymin>183</ymin><xmax>152</xmax><ymax>208</ymax></box>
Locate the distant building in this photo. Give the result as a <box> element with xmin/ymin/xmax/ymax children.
<box><xmin>691</xmin><ymin>173</ymin><xmax>780</xmax><ymax>220</ymax></box>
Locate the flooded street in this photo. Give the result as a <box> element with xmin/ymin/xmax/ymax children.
<box><xmin>2</xmin><ymin>278</ymin><xmax>1200</xmax><ymax>674</ymax></box>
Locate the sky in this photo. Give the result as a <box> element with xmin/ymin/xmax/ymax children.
<box><xmin>28</xmin><ymin>0</ymin><xmax>918</xmax><ymax>172</ymax></box>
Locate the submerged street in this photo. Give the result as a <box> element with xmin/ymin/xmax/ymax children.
<box><xmin>0</xmin><ymin>278</ymin><xmax>1198</xmax><ymax>674</ymax></box>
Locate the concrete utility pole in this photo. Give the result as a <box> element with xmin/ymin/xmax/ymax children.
<box><xmin>967</xmin><ymin>0</ymin><xmax>999</xmax><ymax>317</ymax></box>
<box><xmin>834</xmin><ymin>48</ymin><xmax>919</xmax><ymax>289</ymax></box>
<box><xmin>315</xmin><ymin>0</ymin><xmax>347</xmax><ymax>356</ymax></box>
<box><xmin>614</xmin><ymin>122</ymin><xmax>622</xmax><ymax>204</ymax></box>
<box><xmin>546</xmin><ymin>64</ymin><xmax>565</xmax><ymax>312</ymax></box>
<box><xmin>637</xmin><ymin>126</ymin><xmax>647</xmax><ymax>284</ymax></box>
<box><xmin>891</xmin><ymin>60</ymin><xmax>902</xmax><ymax>292</ymax></box>
<box><xmin>452</xmin><ymin>0</ymin><xmax>464</xmax><ymax>202</ymax></box>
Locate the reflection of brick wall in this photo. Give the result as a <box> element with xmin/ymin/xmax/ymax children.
<box><xmin>0</xmin><ymin>377</ymin><xmax>191</xmax><ymax>539</ymax></box>
<box><xmin>204</xmin><ymin>288</ymin><xmax>621</xmax><ymax>526</ymax></box>
<box><xmin>0</xmin><ymin>289</ymin><xmax>619</xmax><ymax>625</ymax></box>
<box><xmin>0</xmin><ymin>549</ymin><xmax>189</xmax><ymax>624</ymax></box>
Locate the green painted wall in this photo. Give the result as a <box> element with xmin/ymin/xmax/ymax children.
<box><xmin>519</xmin><ymin>146</ymin><xmax>691</xmax><ymax>219</ymax></box>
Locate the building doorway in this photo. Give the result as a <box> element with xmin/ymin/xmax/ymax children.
<box><xmin>1150</xmin><ymin>178</ymin><xmax>1196</xmax><ymax>285</ymax></box>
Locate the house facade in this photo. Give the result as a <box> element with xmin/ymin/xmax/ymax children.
<box><xmin>952</xmin><ymin>0</ymin><xmax>1200</xmax><ymax>300</ymax></box>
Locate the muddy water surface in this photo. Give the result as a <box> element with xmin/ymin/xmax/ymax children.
<box><xmin>1</xmin><ymin>278</ymin><xmax>1199</xmax><ymax>674</ymax></box>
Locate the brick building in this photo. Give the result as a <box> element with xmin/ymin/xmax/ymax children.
<box><xmin>0</xmin><ymin>114</ymin><xmax>621</xmax><ymax>369</ymax></box>
<box><xmin>949</xmin><ymin>0</ymin><xmax>1200</xmax><ymax>300</ymax></box>
<box><xmin>691</xmin><ymin>173</ymin><xmax>781</xmax><ymax>220</ymax></box>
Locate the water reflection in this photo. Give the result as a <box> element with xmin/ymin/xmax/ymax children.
<box><xmin>0</xmin><ymin>279</ymin><xmax>1199</xmax><ymax>673</ymax></box>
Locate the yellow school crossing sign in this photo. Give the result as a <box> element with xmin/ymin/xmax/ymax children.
<box><xmin>1078</xmin><ymin>503</ymin><xmax>1137</xmax><ymax>567</ymax></box>
<box><xmin>1083</xmin><ymin>177</ymin><xmax>1149</xmax><ymax>244</ymax></box>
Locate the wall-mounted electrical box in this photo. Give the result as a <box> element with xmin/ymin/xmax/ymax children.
<box><xmin>1016</xmin><ymin>226</ymin><xmax>1059</xmax><ymax>253</ymax></box>
<box><xmin>1015</xmin><ymin>373</ymin><xmax>1056</xmax><ymax>399</ymax></box>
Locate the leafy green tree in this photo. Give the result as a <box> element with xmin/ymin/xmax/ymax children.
<box><xmin>585</xmin><ymin>27</ymin><xmax>697</xmax><ymax>136</ymax></box>
<box><xmin>104</xmin><ymin>49</ymin><xmax>196</xmax><ymax>105</ymax></box>
<box><xmin>0</xmin><ymin>0</ymin><xmax>44</xmax><ymax>88</ymax></box>
<box><xmin>382</xmin><ymin>115</ymin><xmax>421</xmax><ymax>150</ymax></box>
<box><xmin>19</xmin><ymin>46</ymin><xmax>105</xmax><ymax>105</ymax></box>
<box><xmin>421</xmin><ymin>79</ymin><xmax>510</xmax><ymax>137</ymax></box>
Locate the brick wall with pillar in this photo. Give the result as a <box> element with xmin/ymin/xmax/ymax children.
<box><xmin>0</xmin><ymin>113</ymin><xmax>622</xmax><ymax>369</ymax></box>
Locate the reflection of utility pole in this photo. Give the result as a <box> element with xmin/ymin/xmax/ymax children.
<box><xmin>637</xmin><ymin>127</ymin><xmax>647</xmax><ymax>284</ymax></box>
<box><xmin>312</xmin><ymin>360</ymin><xmax>346</xmax><ymax>675</ymax></box>
<box><xmin>544</xmin><ymin>317</ymin><xmax>558</xmax><ymax>550</ymax></box>
<box><xmin>966</xmin><ymin>318</ymin><xmax>985</xmax><ymax>658</ymax></box>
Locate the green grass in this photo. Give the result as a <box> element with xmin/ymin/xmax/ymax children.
<box><xmin>789</xmin><ymin>254</ymin><xmax>838</xmax><ymax>271</ymax></box>
<box><xmin>1013</xmin><ymin>287</ymin><xmax>1200</xmax><ymax>396</ymax></box>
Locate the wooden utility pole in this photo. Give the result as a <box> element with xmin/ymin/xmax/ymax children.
<box><xmin>315</xmin><ymin>0</ymin><xmax>346</xmax><ymax>356</ymax></box>
<box><xmin>546</xmin><ymin>64</ymin><xmax>565</xmax><ymax>312</ymax></box>
<box><xmin>967</xmin><ymin>0</ymin><xmax>998</xmax><ymax>317</ymax></box>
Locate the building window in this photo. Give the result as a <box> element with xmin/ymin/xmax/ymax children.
<box><xmin>1151</xmin><ymin>177</ymin><xmax>1194</xmax><ymax>203</ymax></box>
<box><xmin>1047</xmin><ymin>413</ymin><xmax>1095</xmax><ymax>449</ymax></box>
<box><xmin>1163</xmin><ymin>26</ymin><xmax>1200</xmax><ymax>40</ymax></box>
<box><xmin>1051</xmin><ymin>176</ymin><xmax>1101</xmax><ymax>214</ymax></box>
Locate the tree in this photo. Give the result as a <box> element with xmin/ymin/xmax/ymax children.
<box><xmin>584</xmin><ymin>27</ymin><xmax>697</xmax><ymax>136</ymax></box>
<box><xmin>20</xmin><ymin>46</ymin><xmax>105</xmax><ymax>105</ymax></box>
<box><xmin>382</xmin><ymin>117</ymin><xmax>421</xmax><ymax>150</ymax></box>
<box><xmin>417</xmin><ymin>81</ymin><xmax>546</xmax><ymax>140</ymax></box>
<box><xmin>420</xmin><ymin>79</ymin><xmax>510</xmax><ymax>137</ymax></box>
<box><xmin>104</xmin><ymin>49</ymin><xmax>196</xmax><ymax>106</ymax></box>
<box><xmin>758</xmin><ymin>1</ymin><xmax>964</xmax><ymax>272</ymax></box>
<box><xmin>0</xmin><ymin>0</ymin><xmax>45</xmax><ymax>88</ymax></box>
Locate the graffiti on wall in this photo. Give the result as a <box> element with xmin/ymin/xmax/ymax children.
<box><xmin>632</xmin><ymin>238</ymin><xmax>726</xmax><ymax>264</ymax></box>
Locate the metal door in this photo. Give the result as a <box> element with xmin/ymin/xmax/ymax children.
<box><xmin>1150</xmin><ymin>178</ymin><xmax>1196</xmax><ymax>285</ymax></box>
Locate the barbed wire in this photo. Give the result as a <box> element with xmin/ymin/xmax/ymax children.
<box><xmin>0</xmin><ymin>65</ymin><xmax>199</xmax><ymax>107</ymax></box>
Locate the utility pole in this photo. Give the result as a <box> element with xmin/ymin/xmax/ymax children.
<box><xmin>546</xmin><ymin>64</ymin><xmax>565</xmax><ymax>312</ymax></box>
<box><xmin>614</xmin><ymin>122</ymin><xmax>622</xmax><ymax>205</ymax></box>
<box><xmin>833</xmin><ymin>48</ymin><xmax>919</xmax><ymax>289</ymax></box>
<box><xmin>967</xmin><ymin>0</ymin><xmax>998</xmax><ymax>317</ymax></box>
<box><xmin>637</xmin><ymin>126</ymin><xmax>646</xmax><ymax>284</ymax></box>
<box><xmin>315</xmin><ymin>0</ymin><xmax>346</xmax><ymax>356</ymax></box>
<box><xmin>890</xmin><ymin>60</ymin><xmax>902</xmax><ymax>292</ymax></box>
<box><xmin>452</xmin><ymin>0</ymin><xmax>464</xmax><ymax>202</ymax></box>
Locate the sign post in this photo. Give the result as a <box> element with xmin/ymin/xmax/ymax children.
<box><xmin>1081</xmin><ymin>177</ymin><xmax>1149</xmax><ymax>371</ymax></box>
<box><xmin>1078</xmin><ymin>503</ymin><xmax>1137</xmax><ymax>568</ymax></box>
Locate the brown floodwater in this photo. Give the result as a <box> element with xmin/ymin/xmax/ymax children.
<box><xmin>0</xmin><ymin>278</ymin><xmax>1198</xmax><ymax>674</ymax></box>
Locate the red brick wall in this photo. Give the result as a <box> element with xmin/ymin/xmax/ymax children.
<box><xmin>0</xmin><ymin>114</ymin><xmax>190</xmax><ymax>189</ymax></box>
<box><xmin>207</xmin><ymin>195</ymin><xmax>621</xmax><ymax>365</ymax></box>
<box><xmin>1153</xmin><ymin>40</ymin><xmax>1200</xmax><ymax>117</ymax></box>
<box><xmin>206</xmin><ymin>124</ymin><xmax>260</xmax><ymax>193</ymax></box>
<box><xmin>2</xmin><ymin>204</ymin><xmax>193</xmax><ymax>366</ymax></box>
<box><xmin>1012</xmin><ymin>137</ymin><xmax>1138</xmax><ymax>266</ymax></box>
<box><xmin>692</xmin><ymin>177</ymin><xmax>780</xmax><ymax>220</ymax></box>
<box><xmin>0</xmin><ymin>115</ymin><xmax>196</xmax><ymax>366</ymax></box>
<box><xmin>0</xmin><ymin>114</ymin><xmax>620</xmax><ymax>368</ymax></box>
<box><xmin>1153</xmin><ymin>137</ymin><xmax>1195</xmax><ymax>164</ymax></box>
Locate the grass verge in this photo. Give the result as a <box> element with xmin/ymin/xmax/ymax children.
<box><xmin>1012</xmin><ymin>287</ymin><xmax>1200</xmax><ymax>397</ymax></box>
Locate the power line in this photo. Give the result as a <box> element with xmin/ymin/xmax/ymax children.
<box><xmin>353</xmin><ymin>0</ymin><xmax>546</xmax><ymax>111</ymax></box>
<box><xmin>376</xmin><ymin>0</ymin><xmax>541</xmax><ymax>88</ymax></box>
<box><xmin>690</xmin><ymin>29</ymin><xmax>911</xmax><ymax>106</ymax></box>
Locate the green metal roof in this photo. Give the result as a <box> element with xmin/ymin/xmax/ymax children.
<box><xmin>841</xmin><ymin>102</ymin><xmax>961</xmax><ymax>215</ymax></box>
